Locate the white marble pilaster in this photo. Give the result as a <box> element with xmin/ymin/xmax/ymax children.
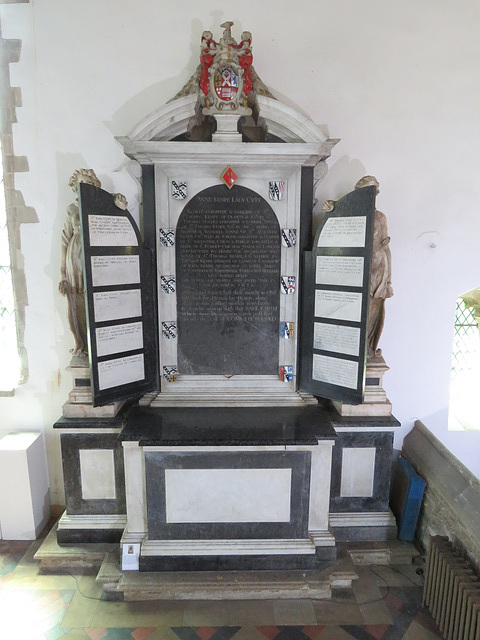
<box><xmin>123</xmin><ymin>441</ymin><xmax>147</xmax><ymax>535</ymax></box>
<box><xmin>308</xmin><ymin>440</ymin><xmax>335</xmax><ymax>534</ymax></box>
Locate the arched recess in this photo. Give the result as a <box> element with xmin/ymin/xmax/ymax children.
<box><xmin>175</xmin><ymin>184</ymin><xmax>280</xmax><ymax>376</ymax></box>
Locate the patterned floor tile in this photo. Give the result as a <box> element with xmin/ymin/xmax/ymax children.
<box><xmin>143</xmin><ymin>628</ymin><xmax>185</xmax><ymax>640</ymax></box>
<box><xmin>61</xmin><ymin>590</ymin><xmax>100</xmax><ymax>628</ymax></box>
<box><xmin>318</xmin><ymin>628</ymin><xmax>358</xmax><ymax>640</ymax></box>
<box><xmin>0</xmin><ymin>587</ymin><xmax>75</xmax><ymax>640</ymax></box>
<box><xmin>0</xmin><ymin>540</ymin><xmax>30</xmax><ymax>583</ymax></box>
<box><xmin>341</xmin><ymin>586</ymin><xmax>441</xmax><ymax>640</ymax></box>
<box><xmin>91</xmin><ymin>599</ymin><xmax>185</xmax><ymax>628</ymax></box>
<box><xmin>0</xmin><ymin>537</ymin><xmax>444</xmax><ymax>640</ymax></box>
<box><xmin>171</xmin><ymin>628</ymin><xmax>240</xmax><ymax>640</ymax></box>
<box><xmin>211</xmin><ymin>600</ymin><xmax>276</xmax><ymax>626</ymax></box>
<box><xmin>313</xmin><ymin>598</ymin><xmax>364</xmax><ymax>625</ymax></box>
<box><xmin>257</xmin><ymin>627</ymin><xmax>326</xmax><ymax>640</ymax></box>
<box><xmin>85</xmin><ymin>629</ymin><xmax>108</xmax><ymax>640</ymax></box>
<box><xmin>401</xmin><ymin>618</ymin><xmax>443</xmax><ymax>640</ymax></box>
<box><xmin>102</xmin><ymin>630</ymin><xmax>138</xmax><ymax>639</ymax></box>
<box><xmin>60</xmin><ymin>629</ymin><xmax>92</xmax><ymax>639</ymax></box>
<box><xmin>131</xmin><ymin>628</ymin><xmax>156</xmax><ymax>640</ymax></box>
<box><xmin>272</xmin><ymin>600</ymin><xmax>317</xmax><ymax>625</ymax></box>
<box><xmin>45</xmin><ymin>623</ymin><xmax>74</xmax><ymax>640</ymax></box>
<box><xmin>181</xmin><ymin>601</ymin><xmax>243</xmax><ymax>627</ymax></box>
<box><xmin>226</xmin><ymin>627</ymin><xmax>266</xmax><ymax>640</ymax></box>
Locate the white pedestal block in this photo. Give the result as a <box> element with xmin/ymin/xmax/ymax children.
<box><xmin>0</xmin><ymin>432</ymin><xmax>50</xmax><ymax>540</ymax></box>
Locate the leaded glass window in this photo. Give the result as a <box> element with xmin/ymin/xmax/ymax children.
<box><xmin>449</xmin><ymin>295</ymin><xmax>480</xmax><ymax>430</ymax></box>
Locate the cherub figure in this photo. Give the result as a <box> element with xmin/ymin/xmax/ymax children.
<box><xmin>234</xmin><ymin>31</ymin><xmax>253</xmax><ymax>95</ymax></box>
<box><xmin>200</xmin><ymin>30</ymin><xmax>216</xmax><ymax>95</ymax></box>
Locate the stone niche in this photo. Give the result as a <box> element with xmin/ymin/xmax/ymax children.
<box><xmin>54</xmin><ymin>22</ymin><xmax>399</xmax><ymax>571</ymax></box>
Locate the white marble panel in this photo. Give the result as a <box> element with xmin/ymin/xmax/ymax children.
<box><xmin>165</xmin><ymin>468</ymin><xmax>292</xmax><ymax>523</ymax></box>
<box><xmin>340</xmin><ymin>447</ymin><xmax>376</xmax><ymax>497</ymax></box>
<box><xmin>79</xmin><ymin>449</ymin><xmax>116</xmax><ymax>500</ymax></box>
<box><xmin>123</xmin><ymin>442</ymin><xmax>147</xmax><ymax>535</ymax></box>
<box><xmin>308</xmin><ymin>441</ymin><xmax>335</xmax><ymax>532</ymax></box>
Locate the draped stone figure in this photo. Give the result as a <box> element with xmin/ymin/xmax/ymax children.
<box><xmin>355</xmin><ymin>176</ymin><xmax>393</xmax><ymax>358</ymax></box>
<box><xmin>59</xmin><ymin>169</ymin><xmax>101</xmax><ymax>362</ymax></box>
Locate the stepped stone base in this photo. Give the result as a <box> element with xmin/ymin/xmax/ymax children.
<box><xmin>35</xmin><ymin>523</ymin><xmax>358</xmax><ymax>601</ymax></box>
<box><xmin>34</xmin><ymin>521</ymin><xmax>421</xmax><ymax>601</ymax></box>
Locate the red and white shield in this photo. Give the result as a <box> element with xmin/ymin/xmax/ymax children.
<box><xmin>214</xmin><ymin>66</ymin><xmax>239</xmax><ymax>102</ymax></box>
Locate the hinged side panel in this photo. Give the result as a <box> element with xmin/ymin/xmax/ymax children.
<box><xmin>79</xmin><ymin>182</ymin><xmax>159</xmax><ymax>406</ymax></box>
<box><xmin>298</xmin><ymin>185</ymin><xmax>375</xmax><ymax>403</ymax></box>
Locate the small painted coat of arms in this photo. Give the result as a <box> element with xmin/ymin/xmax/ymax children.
<box><xmin>281</xmin><ymin>276</ymin><xmax>296</xmax><ymax>295</ymax></box>
<box><xmin>159</xmin><ymin>229</ymin><xmax>175</xmax><ymax>247</ymax></box>
<box><xmin>282</xmin><ymin>229</ymin><xmax>297</xmax><ymax>248</ymax></box>
<box><xmin>269</xmin><ymin>181</ymin><xmax>285</xmax><ymax>201</ymax></box>
<box><xmin>214</xmin><ymin>65</ymin><xmax>239</xmax><ymax>102</ymax></box>
<box><xmin>280</xmin><ymin>365</ymin><xmax>294</xmax><ymax>382</ymax></box>
<box><xmin>280</xmin><ymin>322</ymin><xmax>294</xmax><ymax>340</ymax></box>
<box><xmin>161</xmin><ymin>276</ymin><xmax>176</xmax><ymax>294</ymax></box>
<box><xmin>171</xmin><ymin>181</ymin><xmax>187</xmax><ymax>199</ymax></box>
<box><xmin>161</xmin><ymin>322</ymin><xmax>177</xmax><ymax>340</ymax></box>
<box><xmin>163</xmin><ymin>366</ymin><xmax>177</xmax><ymax>382</ymax></box>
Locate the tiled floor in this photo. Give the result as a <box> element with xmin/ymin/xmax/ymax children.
<box><xmin>0</xmin><ymin>536</ymin><xmax>443</xmax><ymax>640</ymax></box>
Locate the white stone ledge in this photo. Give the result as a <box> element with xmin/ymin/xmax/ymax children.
<box><xmin>329</xmin><ymin>511</ymin><xmax>396</xmax><ymax>528</ymax></box>
<box><xmin>58</xmin><ymin>514</ymin><xmax>127</xmax><ymax>530</ymax></box>
<box><xmin>142</xmin><ymin>538</ymin><xmax>316</xmax><ymax>557</ymax></box>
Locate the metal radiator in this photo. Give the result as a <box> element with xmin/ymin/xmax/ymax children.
<box><xmin>424</xmin><ymin>536</ymin><xmax>480</xmax><ymax>640</ymax></box>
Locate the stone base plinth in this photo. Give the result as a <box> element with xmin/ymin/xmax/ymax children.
<box><xmin>62</xmin><ymin>400</ymin><xmax>125</xmax><ymax>418</ymax></box>
<box><xmin>63</xmin><ymin>364</ymin><xmax>125</xmax><ymax>417</ymax></box>
<box><xmin>333</xmin><ymin>400</ymin><xmax>392</xmax><ymax>417</ymax></box>
<box><xmin>333</xmin><ymin>355</ymin><xmax>392</xmax><ymax>417</ymax></box>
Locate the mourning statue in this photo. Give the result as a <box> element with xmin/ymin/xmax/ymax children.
<box><xmin>59</xmin><ymin>168</ymin><xmax>101</xmax><ymax>362</ymax></box>
<box><xmin>355</xmin><ymin>175</ymin><xmax>393</xmax><ymax>358</ymax></box>
<box><xmin>322</xmin><ymin>176</ymin><xmax>393</xmax><ymax>359</ymax></box>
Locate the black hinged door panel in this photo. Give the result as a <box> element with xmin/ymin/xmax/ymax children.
<box><xmin>298</xmin><ymin>185</ymin><xmax>375</xmax><ymax>403</ymax></box>
<box><xmin>79</xmin><ymin>182</ymin><xmax>158</xmax><ymax>406</ymax></box>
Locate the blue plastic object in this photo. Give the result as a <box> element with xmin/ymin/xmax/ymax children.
<box><xmin>396</xmin><ymin>457</ymin><xmax>426</xmax><ymax>542</ymax></box>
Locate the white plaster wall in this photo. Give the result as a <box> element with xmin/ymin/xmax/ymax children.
<box><xmin>1</xmin><ymin>0</ymin><xmax>479</xmax><ymax>502</ymax></box>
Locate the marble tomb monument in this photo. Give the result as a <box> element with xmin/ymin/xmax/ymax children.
<box><xmin>55</xmin><ymin>22</ymin><xmax>399</xmax><ymax>572</ymax></box>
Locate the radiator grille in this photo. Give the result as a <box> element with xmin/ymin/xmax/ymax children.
<box><xmin>424</xmin><ymin>536</ymin><xmax>480</xmax><ymax>640</ymax></box>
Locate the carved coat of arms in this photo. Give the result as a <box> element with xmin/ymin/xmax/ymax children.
<box><xmin>199</xmin><ymin>21</ymin><xmax>253</xmax><ymax>111</ymax></box>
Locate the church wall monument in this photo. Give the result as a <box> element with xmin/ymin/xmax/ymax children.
<box><xmin>54</xmin><ymin>21</ymin><xmax>398</xmax><ymax>572</ymax></box>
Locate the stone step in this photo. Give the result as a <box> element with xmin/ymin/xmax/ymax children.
<box><xmin>33</xmin><ymin>522</ymin><xmax>117</xmax><ymax>573</ymax></box>
<box><xmin>345</xmin><ymin>540</ymin><xmax>421</xmax><ymax>566</ymax></box>
<box><xmin>34</xmin><ymin>521</ymin><xmax>361</xmax><ymax>601</ymax></box>
<box><xmin>116</xmin><ymin>570</ymin><xmax>333</xmax><ymax>601</ymax></box>
<box><xmin>95</xmin><ymin>543</ymin><xmax>358</xmax><ymax>601</ymax></box>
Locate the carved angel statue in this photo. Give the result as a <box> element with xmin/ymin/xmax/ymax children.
<box><xmin>321</xmin><ymin>176</ymin><xmax>393</xmax><ymax>359</ymax></box>
<box><xmin>59</xmin><ymin>169</ymin><xmax>127</xmax><ymax>362</ymax></box>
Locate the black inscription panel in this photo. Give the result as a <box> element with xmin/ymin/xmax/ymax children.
<box><xmin>176</xmin><ymin>185</ymin><xmax>280</xmax><ymax>375</ymax></box>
